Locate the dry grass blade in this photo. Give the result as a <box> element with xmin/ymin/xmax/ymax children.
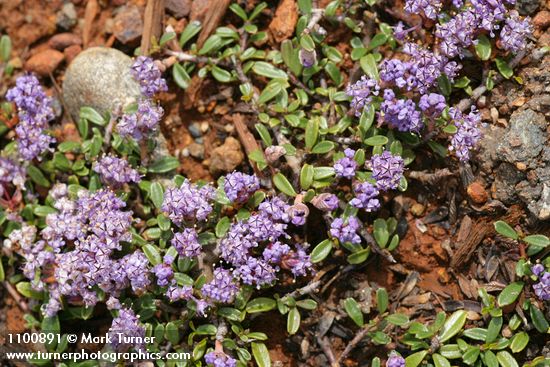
<box><xmin>141</xmin><ymin>0</ymin><xmax>165</xmax><ymax>55</ymax></box>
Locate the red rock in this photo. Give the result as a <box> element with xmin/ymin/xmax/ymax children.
<box><xmin>268</xmin><ymin>0</ymin><xmax>298</xmax><ymax>43</ymax></box>
<box><xmin>48</xmin><ymin>33</ymin><xmax>83</xmax><ymax>50</ymax></box>
<box><xmin>64</xmin><ymin>45</ymin><xmax>82</xmax><ymax>64</ymax></box>
<box><xmin>533</xmin><ymin>10</ymin><xmax>550</xmax><ymax>29</ymax></box>
<box><xmin>25</xmin><ymin>49</ymin><xmax>64</xmax><ymax>76</ymax></box>
<box><xmin>467</xmin><ymin>182</ymin><xmax>489</xmax><ymax>204</ymax></box>
<box><xmin>113</xmin><ymin>6</ymin><xmax>143</xmax><ymax>44</ymax></box>
<box><xmin>165</xmin><ymin>0</ymin><xmax>191</xmax><ymax>18</ymax></box>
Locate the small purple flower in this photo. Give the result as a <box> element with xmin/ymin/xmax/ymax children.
<box><xmin>108</xmin><ymin>308</ymin><xmax>146</xmax><ymax>352</ymax></box>
<box><xmin>404</xmin><ymin>0</ymin><xmax>443</xmax><ymax>19</ymax></box>
<box><xmin>386</xmin><ymin>353</ymin><xmax>405</xmax><ymax>367</ymax></box>
<box><xmin>172</xmin><ymin>228</ymin><xmax>202</xmax><ymax>257</ymax></box>
<box><xmin>93</xmin><ymin>155</ymin><xmax>141</xmax><ymax>188</ymax></box>
<box><xmin>282</xmin><ymin>245</ymin><xmax>312</xmax><ymax>277</ymax></box>
<box><xmin>311</xmin><ymin>193</ymin><xmax>339</xmax><ymax>212</ymax></box>
<box><xmin>533</xmin><ymin>272</ymin><xmax>549</xmax><ymax>301</ymax></box>
<box><xmin>166</xmin><ymin>284</ymin><xmax>193</xmax><ymax>302</ymax></box>
<box><xmin>288</xmin><ymin>203</ymin><xmax>309</xmax><ymax>226</ymax></box>
<box><xmin>532</xmin><ymin>264</ymin><xmax>545</xmax><ymax>277</ymax></box>
<box><xmin>299</xmin><ymin>48</ymin><xmax>317</xmax><ymax>68</ymax></box>
<box><xmin>123</xmin><ymin>251</ymin><xmax>151</xmax><ymax>292</ymax></box>
<box><xmin>224</xmin><ymin>171</ymin><xmax>260</xmax><ymax>203</ymax></box>
<box><xmin>201</xmin><ymin>268</ymin><xmax>240</xmax><ymax>303</ymax></box>
<box><xmin>346</xmin><ymin>76</ymin><xmax>380</xmax><ymax>117</ymax></box>
<box><xmin>419</xmin><ymin>93</ymin><xmax>447</xmax><ymax>118</ymax></box>
<box><xmin>258</xmin><ymin>196</ymin><xmax>290</xmax><ymax>222</ymax></box>
<box><xmin>370</xmin><ymin>151</ymin><xmax>405</xmax><ymax>191</ymax></box>
<box><xmin>334</xmin><ymin>148</ymin><xmax>358</xmax><ymax>179</ymax></box>
<box><xmin>263</xmin><ymin>241</ymin><xmax>291</xmax><ymax>263</ymax></box>
<box><xmin>330</xmin><ymin>216</ymin><xmax>361</xmax><ymax>245</ymax></box>
<box><xmin>236</xmin><ymin>257</ymin><xmax>277</xmax><ymax>287</ymax></box>
<box><xmin>350</xmin><ymin>181</ymin><xmax>380</xmax><ymax>212</ymax></box>
<box><xmin>131</xmin><ymin>56</ymin><xmax>168</xmax><ymax>97</ymax></box>
<box><xmin>152</xmin><ymin>255</ymin><xmax>174</xmax><ymax>287</ymax></box>
<box><xmin>449</xmin><ymin>108</ymin><xmax>482</xmax><ymax>162</ymax></box>
<box><xmin>205</xmin><ymin>351</ymin><xmax>237</xmax><ymax>367</ymax></box>
<box><xmin>500</xmin><ymin>11</ymin><xmax>532</xmax><ymax>53</ymax></box>
<box><xmin>0</xmin><ymin>157</ymin><xmax>26</xmax><ymax>197</ymax></box>
<box><xmin>117</xmin><ymin>99</ymin><xmax>163</xmax><ymax>141</ymax></box>
<box><xmin>381</xmin><ymin>89</ymin><xmax>423</xmax><ymax>133</ymax></box>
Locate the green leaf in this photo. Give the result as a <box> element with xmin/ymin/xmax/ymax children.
<box><xmin>496</xmin><ymin>351</ymin><xmax>519</xmax><ymax>367</ymax></box>
<box><xmin>347</xmin><ymin>248</ymin><xmax>370</xmax><ymax>264</ymax></box>
<box><xmin>297</xmin><ymin>0</ymin><xmax>312</xmax><ymax>13</ymax></box>
<box><xmin>438</xmin><ymin>74</ymin><xmax>452</xmax><ymax>96</ymax></box>
<box><xmin>486</xmin><ymin>316</ymin><xmax>502</xmax><ymax>343</ymax></box>
<box><xmin>438</xmin><ymin>310</ymin><xmax>467</xmax><ymax>343</ymax></box>
<box><xmin>33</xmin><ymin>205</ymin><xmax>57</xmax><ymax>217</ymax></box>
<box><xmin>142</xmin><ymin>244</ymin><xmax>162</xmax><ymax>265</ymax></box>
<box><xmin>80</xmin><ymin>107</ymin><xmax>106</xmax><ymax>126</ymax></box>
<box><xmin>179</xmin><ymin>20</ymin><xmax>201</xmax><ymax>47</ymax></box>
<box><xmin>386</xmin><ymin>313</ymin><xmax>409</xmax><ymax>326</ymax></box>
<box><xmin>0</xmin><ymin>256</ymin><xmax>4</xmax><ymax>281</ymax></box>
<box><xmin>287</xmin><ymin>307</ymin><xmax>301</xmax><ymax>334</ymax></box>
<box><xmin>529</xmin><ymin>304</ymin><xmax>549</xmax><ymax>333</ymax></box>
<box><xmin>258</xmin><ymin>81</ymin><xmax>283</xmax><ymax>105</ymax></box>
<box><xmin>300</xmin><ymin>34</ymin><xmax>315</xmax><ymax>52</ymax></box>
<box><xmin>273</xmin><ymin>173</ymin><xmax>297</xmax><ymax>197</ymax></box>
<box><xmin>509</xmin><ymin>332</ymin><xmax>528</xmax><ymax>353</ymax></box>
<box><xmin>484</xmin><ymin>351</ymin><xmax>499</xmax><ymax>367</ymax></box>
<box><xmin>305</xmin><ymin>119</ymin><xmax>319</xmax><ymax>150</ymax></box>
<box><xmin>296</xmin><ymin>299</ymin><xmax>317</xmax><ymax>310</ymax></box>
<box><xmin>364</xmin><ymin>135</ymin><xmax>389</xmax><ymax>146</ymax></box>
<box><xmin>310</xmin><ymin>239</ymin><xmax>333</xmax><ymax>263</ymax></box>
<box><xmin>523</xmin><ymin>234</ymin><xmax>550</xmax><ymax>248</ymax></box>
<box><xmin>27</xmin><ymin>165</ymin><xmax>50</xmax><ymax>187</ymax></box>
<box><xmin>495</xmin><ymin>58</ymin><xmax>513</xmax><ymax>79</ymax></box>
<box><xmin>463</xmin><ymin>347</ymin><xmax>480</xmax><ymax>365</ymax></box>
<box><xmin>367</xmin><ymin>34</ymin><xmax>388</xmax><ymax>51</ymax></box>
<box><xmin>493</xmin><ymin>221</ymin><xmax>518</xmax><ymax>240</ymax></box>
<box><xmin>198</xmin><ymin>34</ymin><xmax>222</xmax><ymax>55</ymax></box>
<box><xmin>376</xmin><ymin>288</ymin><xmax>388</xmax><ymax>313</ymax></box>
<box><xmin>433</xmin><ymin>354</ymin><xmax>451</xmax><ymax>367</ymax></box>
<box><xmin>0</xmin><ymin>35</ymin><xmax>12</xmax><ymax>62</ymax></box>
<box><xmin>300</xmin><ymin>164</ymin><xmax>314</xmax><ymax>190</ymax></box>
<box><xmin>360</xmin><ymin>54</ymin><xmax>379</xmax><ymax>80</ymax></box>
<box><xmin>497</xmin><ymin>282</ymin><xmax>523</xmax><ymax>307</ymax></box>
<box><xmin>405</xmin><ymin>350</ymin><xmax>428</xmax><ymax>367</ymax></box>
<box><xmin>311</xmin><ymin>141</ymin><xmax>335</xmax><ymax>154</ymax></box>
<box><xmin>211</xmin><ymin>65</ymin><xmax>232</xmax><ymax>82</ymax></box>
<box><xmin>251</xmin><ymin>342</ymin><xmax>271</xmax><ymax>367</ymax></box>
<box><xmin>246</xmin><ymin>298</ymin><xmax>277</xmax><ymax>313</ymax></box>
<box><xmin>165</xmin><ymin>321</ymin><xmax>180</xmax><ymax>344</ymax></box>
<box><xmin>148</xmin><ymin>156</ymin><xmax>180</xmax><ymax>173</ymax></box>
<box><xmin>344</xmin><ymin>298</ymin><xmax>364</xmax><ymax>327</ymax></box>
<box><xmin>173</xmin><ymin>63</ymin><xmax>191</xmax><ymax>89</ymax></box>
<box><xmin>463</xmin><ymin>328</ymin><xmax>487</xmax><ymax>341</ymax></box>
<box><xmin>41</xmin><ymin>315</ymin><xmax>60</xmax><ymax>334</ymax></box>
<box><xmin>252</xmin><ymin>61</ymin><xmax>288</xmax><ymax>79</ymax></box>
<box><xmin>150</xmin><ymin>182</ymin><xmax>164</xmax><ymax>209</ymax></box>
<box><xmin>215</xmin><ymin>216</ymin><xmax>231</xmax><ymax>238</ymax></box>
<box><xmin>255</xmin><ymin>124</ymin><xmax>273</xmax><ymax>146</ymax></box>
<box><xmin>475</xmin><ymin>35</ymin><xmax>492</xmax><ymax>61</ymax></box>
<box><xmin>229</xmin><ymin>3</ymin><xmax>248</xmax><ymax>20</ymax></box>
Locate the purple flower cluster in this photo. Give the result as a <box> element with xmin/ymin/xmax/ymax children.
<box><xmin>153</xmin><ymin>255</ymin><xmax>174</xmax><ymax>286</ymax></box>
<box><xmin>205</xmin><ymin>351</ymin><xmax>237</xmax><ymax>367</ymax></box>
<box><xmin>370</xmin><ymin>151</ymin><xmax>405</xmax><ymax>191</ymax></box>
<box><xmin>93</xmin><ymin>155</ymin><xmax>141</xmax><ymax>188</ymax></box>
<box><xmin>448</xmin><ymin>108</ymin><xmax>482</xmax><ymax>162</ymax></box>
<box><xmin>311</xmin><ymin>193</ymin><xmax>339</xmax><ymax>212</ymax></box>
<box><xmin>6</xmin><ymin>74</ymin><xmax>56</xmax><ymax>160</ymax></box>
<box><xmin>404</xmin><ymin>0</ymin><xmax>442</xmax><ymax>19</ymax></box>
<box><xmin>201</xmin><ymin>268</ymin><xmax>240</xmax><ymax>303</ymax></box>
<box><xmin>172</xmin><ymin>227</ymin><xmax>202</xmax><ymax>257</ymax></box>
<box><xmin>108</xmin><ymin>308</ymin><xmax>146</xmax><ymax>352</ymax></box>
<box><xmin>345</xmin><ymin>76</ymin><xmax>380</xmax><ymax>116</ymax></box>
<box><xmin>334</xmin><ymin>148</ymin><xmax>358</xmax><ymax>179</ymax></box>
<box><xmin>380</xmin><ymin>44</ymin><xmax>460</xmax><ymax>94</ymax></box>
<box><xmin>350</xmin><ymin>181</ymin><xmax>380</xmax><ymax>212</ymax></box>
<box><xmin>224</xmin><ymin>171</ymin><xmax>260</xmax><ymax>203</ymax></box>
<box><xmin>0</xmin><ymin>157</ymin><xmax>26</xmax><ymax>197</ymax></box>
<box><xmin>381</xmin><ymin>89</ymin><xmax>422</xmax><ymax>132</ymax></box>
<box><xmin>386</xmin><ymin>353</ymin><xmax>406</xmax><ymax>367</ymax></box>
<box><xmin>419</xmin><ymin>93</ymin><xmax>447</xmax><ymax>118</ymax></box>
<box><xmin>162</xmin><ymin>180</ymin><xmax>215</xmax><ymax>224</ymax></box>
<box><xmin>131</xmin><ymin>56</ymin><xmax>168</xmax><ymax>98</ymax></box>
<box><xmin>532</xmin><ymin>265</ymin><xmax>549</xmax><ymax>301</ymax></box>
<box><xmin>117</xmin><ymin>99</ymin><xmax>163</xmax><ymax>141</ymax></box>
<box><xmin>219</xmin><ymin>196</ymin><xmax>312</xmax><ymax>288</ymax></box>
<box><xmin>18</xmin><ymin>187</ymin><xmax>152</xmax><ymax>316</ymax></box>
<box><xmin>282</xmin><ymin>245</ymin><xmax>313</xmax><ymax>277</ymax></box>
<box><xmin>330</xmin><ymin>216</ymin><xmax>361</xmax><ymax>245</ymax></box>
<box><xmin>500</xmin><ymin>11</ymin><xmax>532</xmax><ymax>52</ymax></box>
<box><xmin>166</xmin><ymin>284</ymin><xmax>193</xmax><ymax>302</ymax></box>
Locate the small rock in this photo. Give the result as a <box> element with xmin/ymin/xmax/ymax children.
<box><xmin>62</xmin><ymin>47</ymin><xmax>142</xmax><ymax>121</ymax></box>
<box><xmin>490</xmin><ymin>107</ymin><xmax>499</xmax><ymax>123</ymax></box>
<box><xmin>25</xmin><ymin>49</ymin><xmax>64</xmax><ymax>76</ymax></box>
<box><xmin>165</xmin><ymin>0</ymin><xmax>191</xmax><ymax>18</ymax></box>
<box><xmin>187</xmin><ymin>143</ymin><xmax>205</xmax><ymax>159</ymax></box>
<box><xmin>188</xmin><ymin>122</ymin><xmax>202</xmax><ymax>138</ymax></box>
<box><xmin>48</xmin><ymin>33</ymin><xmax>82</xmax><ymax>50</ymax></box>
<box><xmin>113</xmin><ymin>6</ymin><xmax>144</xmax><ymax>44</ymax></box>
<box><xmin>200</xmin><ymin>121</ymin><xmax>209</xmax><ymax>133</ymax></box>
<box><xmin>56</xmin><ymin>3</ymin><xmax>78</xmax><ymax>30</ymax></box>
<box><xmin>437</xmin><ymin>268</ymin><xmax>451</xmax><ymax>284</ymax></box>
<box><xmin>63</xmin><ymin>45</ymin><xmax>82</xmax><ymax>64</ymax></box>
<box><xmin>410</xmin><ymin>203</ymin><xmax>425</xmax><ymax>217</ymax></box>
<box><xmin>467</xmin><ymin>182</ymin><xmax>489</xmax><ymax>204</ymax></box>
<box><xmin>516</xmin><ymin>162</ymin><xmax>527</xmax><ymax>171</ymax></box>
<box><xmin>269</xmin><ymin>0</ymin><xmax>298</xmax><ymax>42</ymax></box>
<box><xmin>533</xmin><ymin>10</ymin><xmax>550</xmax><ymax>29</ymax></box>
<box><xmin>209</xmin><ymin>137</ymin><xmax>244</xmax><ymax>174</ymax></box>
<box><xmin>511</xmin><ymin>96</ymin><xmax>527</xmax><ymax>107</ymax></box>
<box><xmin>516</xmin><ymin>0</ymin><xmax>539</xmax><ymax>15</ymax></box>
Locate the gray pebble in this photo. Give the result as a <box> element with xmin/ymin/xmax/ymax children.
<box><xmin>56</xmin><ymin>3</ymin><xmax>78</xmax><ymax>30</ymax></box>
<box><xmin>188</xmin><ymin>122</ymin><xmax>202</xmax><ymax>138</ymax></box>
<box><xmin>62</xmin><ymin>47</ymin><xmax>142</xmax><ymax>122</ymax></box>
